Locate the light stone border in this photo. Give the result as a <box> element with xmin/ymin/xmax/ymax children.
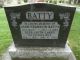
<box><xmin>8</xmin><ymin>43</ymin><xmax>76</xmax><ymax>60</ymax></box>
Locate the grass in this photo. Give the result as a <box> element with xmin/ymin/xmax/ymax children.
<box><xmin>0</xmin><ymin>8</ymin><xmax>80</xmax><ymax>60</ymax></box>
<box><xmin>68</xmin><ymin>12</ymin><xmax>80</xmax><ymax>60</ymax></box>
<box><xmin>0</xmin><ymin>8</ymin><xmax>12</xmax><ymax>54</ymax></box>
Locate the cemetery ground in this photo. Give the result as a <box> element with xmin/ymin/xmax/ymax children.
<box><xmin>0</xmin><ymin>8</ymin><xmax>80</xmax><ymax>60</ymax></box>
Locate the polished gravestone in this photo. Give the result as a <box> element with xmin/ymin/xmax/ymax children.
<box><xmin>4</xmin><ymin>3</ymin><xmax>76</xmax><ymax>47</ymax></box>
<box><xmin>4</xmin><ymin>3</ymin><xmax>76</xmax><ymax>60</ymax></box>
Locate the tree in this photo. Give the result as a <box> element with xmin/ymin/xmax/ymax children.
<box><xmin>69</xmin><ymin>0</ymin><xmax>72</xmax><ymax>4</ymax></box>
<box><xmin>73</xmin><ymin>0</ymin><xmax>76</xmax><ymax>4</ymax></box>
<box><xmin>77</xmin><ymin>0</ymin><xmax>80</xmax><ymax>4</ymax></box>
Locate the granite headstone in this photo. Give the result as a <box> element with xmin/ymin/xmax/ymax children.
<box><xmin>4</xmin><ymin>3</ymin><xmax>76</xmax><ymax>47</ymax></box>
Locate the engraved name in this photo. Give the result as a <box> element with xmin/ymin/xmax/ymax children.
<box><xmin>26</xmin><ymin>12</ymin><xmax>54</xmax><ymax>20</ymax></box>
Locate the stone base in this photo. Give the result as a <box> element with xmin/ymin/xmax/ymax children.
<box><xmin>9</xmin><ymin>43</ymin><xmax>76</xmax><ymax>60</ymax></box>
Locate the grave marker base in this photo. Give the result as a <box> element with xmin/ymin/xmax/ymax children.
<box><xmin>8</xmin><ymin>43</ymin><xmax>76</xmax><ymax>60</ymax></box>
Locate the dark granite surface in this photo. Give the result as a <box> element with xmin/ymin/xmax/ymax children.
<box><xmin>4</xmin><ymin>3</ymin><xmax>76</xmax><ymax>47</ymax></box>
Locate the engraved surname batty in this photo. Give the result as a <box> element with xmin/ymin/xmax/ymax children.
<box><xmin>26</xmin><ymin>12</ymin><xmax>54</xmax><ymax>20</ymax></box>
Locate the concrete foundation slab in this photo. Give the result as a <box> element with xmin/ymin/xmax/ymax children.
<box><xmin>8</xmin><ymin>43</ymin><xmax>76</xmax><ymax>60</ymax></box>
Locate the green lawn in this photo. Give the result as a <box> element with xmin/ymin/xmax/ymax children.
<box><xmin>68</xmin><ymin>12</ymin><xmax>80</xmax><ymax>60</ymax></box>
<box><xmin>0</xmin><ymin>8</ymin><xmax>12</xmax><ymax>54</ymax></box>
<box><xmin>0</xmin><ymin>8</ymin><xmax>80</xmax><ymax>60</ymax></box>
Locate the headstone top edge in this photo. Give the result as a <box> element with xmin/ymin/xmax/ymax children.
<box><xmin>3</xmin><ymin>2</ymin><xmax>49</xmax><ymax>7</ymax></box>
<box><xmin>4</xmin><ymin>2</ymin><xmax>76</xmax><ymax>8</ymax></box>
